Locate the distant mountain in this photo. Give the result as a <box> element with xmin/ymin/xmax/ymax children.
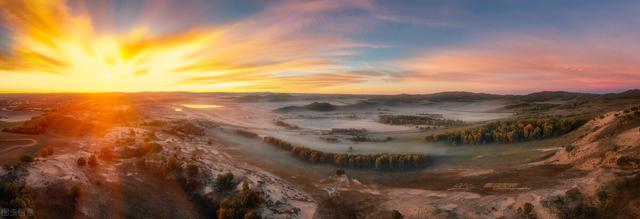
<box><xmin>266</xmin><ymin>89</ymin><xmax>640</xmax><ymax>113</ymax></box>
<box><xmin>364</xmin><ymin>91</ymin><xmax>504</xmax><ymax>105</ymax></box>
<box><xmin>517</xmin><ymin>91</ymin><xmax>597</xmax><ymax>102</ymax></box>
<box><xmin>600</xmin><ymin>89</ymin><xmax>640</xmax><ymax>99</ymax></box>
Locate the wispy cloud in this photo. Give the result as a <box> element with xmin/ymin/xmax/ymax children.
<box><xmin>398</xmin><ymin>32</ymin><xmax>640</xmax><ymax>92</ymax></box>
<box><xmin>0</xmin><ymin>0</ymin><xmax>387</xmax><ymax>92</ymax></box>
<box><xmin>1</xmin><ymin>0</ymin><xmax>638</xmax><ymax>94</ymax></box>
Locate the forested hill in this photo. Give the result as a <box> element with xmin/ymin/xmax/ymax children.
<box><xmin>425</xmin><ymin>117</ymin><xmax>588</xmax><ymax>145</ymax></box>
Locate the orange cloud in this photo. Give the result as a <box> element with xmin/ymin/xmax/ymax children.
<box><xmin>0</xmin><ymin>0</ymin><xmax>381</xmax><ymax>93</ymax></box>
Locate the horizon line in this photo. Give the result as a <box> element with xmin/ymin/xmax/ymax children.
<box><xmin>0</xmin><ymin>88</ymin><xmax>637</xmax><ymax>96</ymax></box>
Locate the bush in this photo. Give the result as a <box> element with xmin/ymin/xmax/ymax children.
<box><xmin>88</xmin><ymin>155</ymin><xmax>98</xmax><ymax>166</ymax></box>
<box><xmin>335</xmin><ymin>169</ymin><xmax>346</xmax><ymax>176</ymax></box>
<box><xmin>239</xmin><ymin>183</ymin><xmax>262</xmax><ymax>208</ymax></box>
<box><xmin>0</xmin><ymin>183</ymin><xmax>33</xmax><ymax>209</ymax></box>
<box><xmin>243</xmin><ymin>210</ymin><xmax>259</xmax><ymax>219</ymax></box>
<box><xmin>138</xmin><ymin>142</ymin><xmax>163</xmax><ymax>156</ymax></box>
<box><xmin>217</xmin><ymin>208</ymin><xmax>235</xmax><ymax>219</ymax></box>
<box><xmin>515</xmin><ymin>202</ymin><xmax>537</xmax><ymax>219</ymax></box>
<box><xmin>77</xmin><ymin>157</ymin><xmax>86</xmax><ymax>166</ymax></box>
<box><xmin>213</xmin><ymin>183</ymin><xmax>263</xmax><ymax>219</ymax></box>
<box><xmin>616</xmin><ymin>156</ymin><xmax>640</xmax><ymax>168</ymax></box>
<box><xmin>597</xmin><ymin>191</ymin><xmax>608</xmax><ymax>202</ymax></box>
<box><xmin>542</xmin><ymin>188</ymin><xmax>597</xmax><ymax>219</ymax></box>
<box><xmin>564</xmin><ymin>145</ymin><xmax>575</xmax><ymax>152</ymax></box>
<box><xmin>20</xmin><ymin>155</ymin><xmax>35</xmax><ymax>163</ymax></box>
<box><xmin>391</xmin><ymin>210</ymin><xmax>404</xmax><ymax>219</ymax></box>
<box><xmin>216</xmin><ymin>173</ymin><xmax>235</xmax><ymax>192</ymax></box>
<box><xmin>40</xmin><ymin>147</ymin><xmax>54</xmax><ymax>157</ymax></box>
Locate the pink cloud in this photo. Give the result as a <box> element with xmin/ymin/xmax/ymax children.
<box><xmin>400</xmin><ymin>33</ymin><xmax>640</xmax><ymax>92</ymax></box>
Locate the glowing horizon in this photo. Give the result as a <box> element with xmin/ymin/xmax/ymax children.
<box><xmin>0</xmin><ymin>0</ymin><xmax>638</xmax><ymax>94</ymax></box>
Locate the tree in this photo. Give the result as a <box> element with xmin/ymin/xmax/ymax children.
<box><xmin>216</xmin><ymin>173</ymin><xmax>235</xmax><ymax>192</ymax></box>
<box><xmin>217</xmin><ymin>208</ymin><xmax>235</xmax><ymax>219</ymax></box>
<box><xmin>375</xmin><ymin>156</ymin><xmax>385</xmax><ymax>170</ymax></box>
<box><xmin>516</xmin><ymin>202</ymin><xmax>536</xmax><ymax>219</ymax></box>
<box><xmin>243</xmin><ymin>210</ymin><xmax>259</xmax><ymax>219</ymax></box>
<box><xmin>77</xmin><ymin>157</ymin><xmax>86</xmax><ymax>166</ymax></box>
<box><xmin>239</xmin><ymin>182</ymin><xmax>261</xmax><ymax>208</ymax></box>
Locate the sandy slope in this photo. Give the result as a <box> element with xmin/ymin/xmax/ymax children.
<box><xmin>20</xmin><ymin>126</ymin><xmax>317</xmax><ymax>218</ymax></box>
<box><xmin>371</xmin><ymin>109</ymin><xmax>640</xmax><ymax>219</ymax></box>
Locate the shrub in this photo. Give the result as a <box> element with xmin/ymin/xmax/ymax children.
<box><xmin>239</xmin><ymin>183</ymin><xmax>262</xmax><ymax>208</ymax></box>
<box><xmin>515</xmin><ymin>202</ymin><xmax>537</xmax><ymax>219</ymax></box>
<box><xmin>391</xmin><ymin>210</ymin><xmax>404</xmax><ymax>219</ymax></box>
<box><xmin>0</xmin><ymin>183</ymin><xmax>33</xmax><ymax>209</ymax></box>
<box><xmin>212</xmin><ymin>183</ymin><xmax>263</xmax><ymax>219</ymax></box>
<box><xmin>616</xmin><ymin>156</ymin><xmax>640</xmax><ymax>168</ymax></box>
<box><xmin>243</xmin><ymin>210</ymin><xmax>259</xmax><ymax>219</ymax></box>
<box><xmin>20</xmin><ymin>155</ymin><xmax>34</xmax><ymax>163</ymax></box>
<box><xmin>564</xmin><ymin>145</ymin><xmax>575</xmax><ymax>152</ymax></box>
<box><xmin>217</xmin><ymin>208</ymin><xmax>235</xmax><ymax>219</ymax></box>
<box><xmin>542</xmin><ymin>188</ymin><xmax>597</xmax><ymax>219</ymax></box>
<box><xmin>77</xmin><ymin>157</ymin><xmax>86</xmax><ymax>166</ymax></box>
<box><xmin>40</xmin><ymin>147</ymin><xmax>54</xmax><ymax>157</ymax></box>
<box><xmin>138</xmin><ymin>142</ymin><xmax>163</xmax><ymax>156</ymax></box>
<box><xmin>597</xmin><ymin>191</ymin><xmax>608</xmax><ymax>202</ymax></box>
<box><xmin>335</xmin><ymin>169</ymin><xmax>346</xmax><ymax>176</ymax></box>
<box><xmin>216</xmin><ymin>173</ymin><xmax>235</xmax><ymax>192</ymax></box>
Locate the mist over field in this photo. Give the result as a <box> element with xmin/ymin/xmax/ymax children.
<box><xmin>0</xmin><ymin>91</ymin><xmax>639</xmax><ymax>218</ymax></box>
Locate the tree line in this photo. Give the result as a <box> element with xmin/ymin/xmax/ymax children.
<box><xmin>263</xmin><ymin>136</ymin><xmax>430</xmax><ymax>170</ymax></box>
<box><xmin>378</xmin><ymin>115</ymin><xmax>464</xmax><ymax>127</ymax></box>
<box><xmin>425</xmin><ymin>118</ymin><xmax>587</xmax><ymax>145</ymax></box>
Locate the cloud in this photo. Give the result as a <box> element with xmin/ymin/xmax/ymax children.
<box><xmin>398</xmin><ymin>33</ymin><xmax>640</xmax><ymax>92</ymax></box>
<box><xmin>0</xmin><ymin>0</ymin><xmax>386</xmax><ymax>92</ymax></box>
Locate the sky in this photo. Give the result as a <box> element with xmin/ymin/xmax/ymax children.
<box><xmin>0</xmin><ymin>0</ymin><xmax>639</xmax><ymax>94</ymax></box>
